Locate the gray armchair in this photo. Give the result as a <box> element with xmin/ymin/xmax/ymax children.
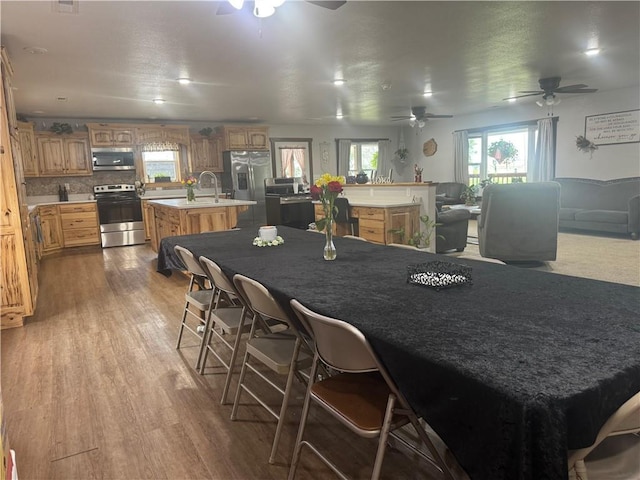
<box><xmin>478</xmin><ymin>182</ymin><xmax>560</xmax><ymax>262</ymax></box>
<box><xmin>436</xmin><ymin>182</ymin><xmax>466</xmax><ymax>206</ymax></box>
<box><xmin>436</xmin><ymin>208</ymin><xmax>470</xmax><ymax>253</ymax></box>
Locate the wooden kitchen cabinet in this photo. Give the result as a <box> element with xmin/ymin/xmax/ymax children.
<box><xmin>189</xmin><ymin>134</ymin><xmax>223</xmax><ymax>173</ymax></box>
<box><xmin>59</xmin><ymin>202</ymin><xmax>100</xmax><ymax>247</ymax></box>
<box><xmin>38</xmin><ymin>205</ymin><xmax>63</xmax><ymax>253</ymax></box>
<box><xmin>17</xmin><ymin>121</ymin><xmax>39</xmax><ymax>176</ymax></box>
<box><xmin>217</xmin><ymin>126</ymin><xmax>269</xmax><ymax>151</ymax></box>
<box><xmin>87</xmin><ymin>123</ymin><xmax>135</xmax><ymax>148</ymax></box>
<box><xmin>135</xmin><ymin>125</ymin><xmax>190</xmax><ymax>145</ymax></box>
<box><xmin>141</xmin><ymin>199</ymin><xmax>154</xmax><ymax>240</ymax></box>
<box><xmin>350</xmin><ymin>205</ymin><xmax>420</xmax><ymax>245</ymax></box>
<box><xmin>36</xmin><ymin>132</ymin><xmax>91</xmax><ymax>176</ymax></box>
<box><xmin>151</xmin><ymin>206</ymin><xmax>182</xmax><ymax>252</ymax></box>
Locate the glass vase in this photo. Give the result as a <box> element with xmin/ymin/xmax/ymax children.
<box><xmin>186</xmin><ymin>185</ymin><xmax>196</xmax><ymax>202</ymax></box>
<box><xmin>323</xmin><ymin>218</ymin><xmax>337</xmax><ymax>261</ymax></box>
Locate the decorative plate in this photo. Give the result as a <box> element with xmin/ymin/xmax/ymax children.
<box><xmin>423</xmin><ymin>138</ymin><xmax>437</xmax><ymax>157</ymax></box>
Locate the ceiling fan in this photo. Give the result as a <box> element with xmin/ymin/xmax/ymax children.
<box><xmin>391</xmin><ymin>106</ymin><xmax>453</xmax><ymax>128</ymax></box>
<box><xmin>504</xmin><ymin>76</ymin><xmax>598</xmax><ymax>106</ymax></box>
<box><xmin>216</xmin><ymin>0</ymin><xmax>346</xmax><ymax>17</ymax></box>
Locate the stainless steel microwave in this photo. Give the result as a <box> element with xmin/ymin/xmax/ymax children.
<box><xmin>92</xmin><ymin>148</ymin><xmax>135</xmax><ymax>171</ymax></box>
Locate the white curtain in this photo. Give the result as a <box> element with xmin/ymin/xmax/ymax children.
<box><xmin>453</xmin><ymin>130</ymin><xmax>469</xmax><ymax>184</ymax></box>
<box><xmin>377</xmin><ymin>140</ymin><xmax>391</xmax><ymax>179</ymax></box>
<box><xmin>337</xmin><ymin>139</ymin><xmax>351</xmax><ymax>176</ymax></box>
<box><xmin>280</xmin><ymin>148</ymin><xmax>294</xmax><ymax>176</ymax></box>
<box><xmin>530</xmin><ymin>117</ymin><xmax>555</xmax><ymax>182</ymax></box>
<box><xmin>292</xmin><ymin>148</ymin><xmax>305</xmax><ymax>176</ymax></box>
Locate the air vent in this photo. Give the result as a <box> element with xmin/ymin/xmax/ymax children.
<box><xmin>52</xmin><ymin>0</ymin><xmax>79</xmax><ymax>14</ymax></box>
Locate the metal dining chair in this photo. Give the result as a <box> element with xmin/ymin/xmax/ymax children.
<box><xmin>198</xmin><ymin>256</ymin><xmax>253</xmax><ymax>404</ymax></box>
<box><xmin>231</xmin><ymin>274</ymin><xmax>312</xmax><ymax>464</ymax></box>
<box><xmin>568</xmin><ymin>391</ymin><xmax>640</xmax><ymax>480</ymax></box>
<box><xmin>173</xmin><ymin>245</ymin><xmax>215</xmax><ymax>370</ymax></box>
<box><xmin>288</xmin><ymin>299</ymin><xmax>457</xmax><ymax>480</ymax></box>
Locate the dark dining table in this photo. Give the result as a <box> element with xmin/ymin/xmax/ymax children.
<box><xmin>157</xmin><ymin>226</ymin><xmax>640</xmax><ymax>480</ymax></box>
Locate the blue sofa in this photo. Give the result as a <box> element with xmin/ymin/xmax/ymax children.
<box><xmin>555</xmin><ymin>177</ymin><xmax>640</xmax><ymax>240</ymax></box>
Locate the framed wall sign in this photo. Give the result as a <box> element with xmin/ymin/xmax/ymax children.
<box><xmin>585</xmin><ymin>109</ymin><xmax>639</xmax><ymax>146</ymax></box>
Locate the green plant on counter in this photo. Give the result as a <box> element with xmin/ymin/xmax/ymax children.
<box><xmin>390</xmin><ymin>215</ymin><xmax>443</xmax><ymax>248</ymax></box>
<box><xmin>199</xmin><ymin>127</ymin><xmax>213</xmax><ymax>137</ymax></box>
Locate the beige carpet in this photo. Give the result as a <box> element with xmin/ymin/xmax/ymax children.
<box><xmin>448</xmin><ymin>220</ymin><xmax>640</xmax><ymax>287</ymax></box>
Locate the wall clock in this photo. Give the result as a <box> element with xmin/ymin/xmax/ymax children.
<box><xmin>423</xmin><ymin>138</ymin><xmax>437</xmax><ymax>157</ymax></box>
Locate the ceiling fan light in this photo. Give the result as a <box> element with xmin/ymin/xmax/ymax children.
<box><xmin>584</xmin><ymin>48</ymin><xmax>601</xmax><ymax>56</ymax></box>
<box><xmin>228</xmin><ymin>0</ymin><xmax>244</xmax><ymax>10</ymax></box>
<box><xmin>254</xmin><ymin>0</ymin><xmax>275</xmax><ymax>17</ymax></box>
<box><xmin>409</xmin><ymin>118</ymin><xmax>416</xmax><ymax>127</ymax></box>
<box><xmin>417</xmin><ymin>120</ymin><xmax>426</xmax><ymax>128</ymax></box>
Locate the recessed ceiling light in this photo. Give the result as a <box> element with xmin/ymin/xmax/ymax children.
<box><xmin>333</xmin><ymin>79</ymin><xmax>345</xmax><ymax>86</ymax></box>
<box><xmin>508</xmin><ymin>98</ymin><xmax>517</xmax><ymax>103</ymax></box>
<box><xmin>423</xmin><ymin>91</ymin><xmax>433</xmax><ymax>97</ymax></box>
<box><xmin>177</xmin><ymin>77</ymin><xmax>192</xmax><ymax>85</ymax></box>
<box><xmin>336</xmin><ymin>114</ymin><xmax>344</xmax><ymax>119</ymax></box>
<box><xmin>152</xmin><ymin>98</ymin><xmax>166</xmax><ymax>104</ymax></box>
<box><xmin>23</xmin><ymin>46</ymin><xmax>48</xmax><ymax>55</ymax></box>
<box><xmin>584</xmin><ymin>48</ymin><xmax>601</xmax><ymax>56</ymax></box>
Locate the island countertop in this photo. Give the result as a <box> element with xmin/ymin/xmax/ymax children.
<box><xmin>147</xmin><ymin>198</ymin><xmax>257</xmax><ymax>209</ymax></box>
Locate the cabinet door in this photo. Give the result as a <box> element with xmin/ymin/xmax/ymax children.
<box><xmin>247</xmin><ymin>128</ymin><xmax>268</xmax><ymax>149</ymax></box>
<box><xmin>36</xmin><ymin>136</ymin><xmax>65</xmax><ymax>175</ymax></box>
<box><xmin>89</xmin><ymin>128</ymin><xmax>115</xmax><ymax>147</ymax></box>
<box><xmin>136</xmin><ymin>127</ymin><xmax>164</xmax><ymax>144</ymax></box>
<box><xmin>112</xmin><ymin>128</ymin><xmax>135</xmax><ymax>146</ymax></box>
<box><xmin>189</xmin><ymin>136</ymin><xmax>209</xmax><ymax>172</ymax></box>
<box><xmin>64</xmin><ymin>137</ymin><xmax>91</xmax><ymax>175</ymax></box>
<box><xmin>162</xmin><ymin>128</ymin><xmax>189</xmax><ymax>145</ymax></box>
<box><xmin>210</xmin><ymin>135</ymin><xmax>223</xmax><ymax>172</ymax></box>
<box><xmin>40</xmin><ymin>211</ymin><xmax>63</xmax><ymax>252</ymax></box>
<box><xmin>18</xmin><ymin>126</ymin><xmax>38</xmax><ymax>176</ymax></box>
<box><xmin>225</xmin><ymin>128</ymin><xmax>248</xmax><ymax>150</ymax></box>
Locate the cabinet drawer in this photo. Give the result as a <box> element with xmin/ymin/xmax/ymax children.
<box><xmin>59</xmin><ymin>203</ymin><xmax>96</xmax><ymax>214</ymax></box>
<box><xmin>63</xmin><ymin>228</ymin><xmax>100</xmax><ymax>246</ymax></box>
<box><xmin>61</xmin><ymin>212</ymin><xmax>98</xmax><ymax>230</ymax></box>
<box><xmin>39</xmin><ymin>206</ymin><xmax>58</xmax><ymax>216</ymax></box>
<box><xmin>358</xmin><ymin>219</ymin><xmax>386</xmax><ymax>244</ymax></box>
<box><xmin>351</xmin><ymin>207</ymin><xmax>384</xmax><ymax>221</ymax></box>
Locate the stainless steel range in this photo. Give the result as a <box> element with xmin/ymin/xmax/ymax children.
<box><xmin>264</xmin><ymin>177</ymin><xmax>315</xmax><ymax>229</ymax></box>
<box><xmin>93</xmin><ymin>184</ymin><xmax>145</xmax><ymax>247</ymax></box>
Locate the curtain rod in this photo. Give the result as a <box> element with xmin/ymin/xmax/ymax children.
<box><xmin>335</xmin><ymin>138</ymin><xmax>390</xmax><ymax>141</ymax></box>
<box><xmin>453</xmin><ymin>116</ymin><xmax>559</xmax><ymax>134</ymax></box>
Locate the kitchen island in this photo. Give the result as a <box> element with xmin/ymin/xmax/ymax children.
<box><xmin>146</xmin><ymin>198</ymin><xmax>256</xmax><ymax>252</ymax></box>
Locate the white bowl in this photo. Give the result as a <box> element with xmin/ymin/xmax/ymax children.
<box><xmin>259</xmin><ymin>226</ymin><xmax>278</xmax><ymax>242</ymax></box>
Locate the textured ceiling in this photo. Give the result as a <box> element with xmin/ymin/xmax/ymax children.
<box><xmin>1</xmin><ymin>1</ymin><xmax>639</xmax><ymax>126</ymax></box>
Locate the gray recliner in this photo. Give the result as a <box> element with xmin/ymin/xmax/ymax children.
<box><xmin>436</xmin><ymin>182</ymin><xmax>466</xmax><ymax>206</ymax></box>
<box><xmin>478</xmin><ymin>182</ymin><xmax>560</xmax><ymax>262</ymax></box>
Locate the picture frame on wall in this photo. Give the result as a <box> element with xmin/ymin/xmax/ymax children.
<box><xmin>585</xmin><ymin>109</ymin><xmax>640</xmax><ymax>146</ymax></box>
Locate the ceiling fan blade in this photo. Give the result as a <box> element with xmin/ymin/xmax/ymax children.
<box><xmin>423</xmin><ymin>114</ymin><xmax>453</xmax><ymax>118</ymax></box>
<box><xmin>306</xmin><ymin>1</ymin><xmax>347</xmax><ymax>10</ymax></box>
<box><xmin>517</xmin><ymin>90</ymin><xmax>544</xmax><ymax>95</ymax></box>
<box><xmin>506</xmin><ymin>92</ymin><xmax>544</xmax><ymax>100</ymax></box>
<box><xmin>554</xmin><ymin>84</ymin><xmax>588</xmax><ymax>92</ymax></box>
<box><xmin>391</xmin><ymin>115</ymin><xmax>411</xmax><ymax>119</ymax></box>
<box><xmin>391</xmin><ymin>118</ymin><xmax>408</xmax><ymax>122</ymax></box>
<box><xmin>555</xmin><ymin>87</ymin><xmax>598</xmax><ymax>94</ymax></box>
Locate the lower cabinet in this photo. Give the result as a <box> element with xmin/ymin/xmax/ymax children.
<box><xmin>59</xmin><ymin>203</ymin><xmax>100</xmax><ymax>247</ymax></box>
<box><xmin>39</xmin><ymin>206</ymin><xmax>63</xmax><ymax>253</ymax></box>
<box><xmin>316</xmin><ymin>204</ymin><xmax>420</xmax><ymax>245</ymax></box>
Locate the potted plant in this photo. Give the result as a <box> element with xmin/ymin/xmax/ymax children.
<box><xmin>394</xmin><ymin>147</ymin><xmax>409</xmax><ymax>164</ymax></box>
<box><xmin>154</xmin><ymin>174</ymin><xmax>171</xmax><ymax>183</ymax></box>
<box><xmin>488</xmin><ymin>139</ymin><xmax>518</xmax><ymax>163</ymax></box>
<box><xmin>460</xmin><ymin>185</ymin><xmax>477</xmax><ymax>206</ymax></box>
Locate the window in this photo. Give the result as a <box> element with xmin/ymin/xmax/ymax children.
<box><xmin>468</xmin><ymin>124</ymin><xmax>537</xmax><ymax>186</ymax></box>
<box><xmin>348</xmin><ymin>141</ymin><xmax>379</xmax><ymax>176</ymax></box>
<box><xmin>141</xmin><ymin>143</ymin><xmax>184</xmax><ymax>183</ymax></box>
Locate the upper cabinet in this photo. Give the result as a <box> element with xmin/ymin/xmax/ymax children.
<box><xmin>135</xmin><ymin>125</ymin><xmax>190</xmax><ymax>145</ymax></box>
<box><xmin>189</xmin><ymin>134</ymin><xmax>223</xmax><ymax>173</ymax></box>
<box><xmin>87</xmin><ymin>123</ymin><xmax>135</xmax><ymax>148</ymax></box>
<box><xmin>35</xmin><ymin>132</ymin><xmax>91</xmax><ymax>176</ymax></box>
<box><xmin>217</xmin><ymin>126</ymin><xmax>269</xmax><ymax>151</ymax></box>
<box><xmin>17</xmin><ymin>121</ymin><xmax>38</xmax><ymax>177</ymax></box>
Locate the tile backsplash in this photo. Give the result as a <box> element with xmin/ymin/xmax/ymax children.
<box><xmin>25</xmin><ymin>171</ymin><xmax>137</xmax><ymax>196</ymax></box>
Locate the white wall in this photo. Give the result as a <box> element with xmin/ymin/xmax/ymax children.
<box><xmin>402</xmin><ymin>86</ymin><xmax>640</xmax><ymax>183</ymax></box>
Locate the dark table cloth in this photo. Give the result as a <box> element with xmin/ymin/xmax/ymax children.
<box><xmin>157</xmin><ymin>227</ymin><xmax>640</xmax><ymax>480</ymax></box>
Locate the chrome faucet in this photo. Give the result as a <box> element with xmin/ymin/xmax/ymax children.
<box><xmin>198</xmin><ymin>171</ymin><xmax>219</xmax><ymax>203</ymax></box>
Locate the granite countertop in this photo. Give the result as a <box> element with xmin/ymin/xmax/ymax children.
<box><xmin>146</xmin><ymin>198</ymin><xmax>257</xmax><ymax>209</ymax></box>
<box><xmin>314</xmin><ymin>198</ymin><xmax>419</xmax><ymax>208</ymax></box>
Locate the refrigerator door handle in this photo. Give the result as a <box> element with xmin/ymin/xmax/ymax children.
<box><xmin>248</xmin><ymin>162</ymin><xmax>255</xmax><ymax>199</ymax></box>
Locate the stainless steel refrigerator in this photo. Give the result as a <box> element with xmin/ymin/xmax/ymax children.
<box><xmin>222</xmin><ymin>150</ymin><xmax>272</xmax><ymax>228</ymax></box>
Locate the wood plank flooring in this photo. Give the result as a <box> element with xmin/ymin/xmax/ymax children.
<box><xmin>1</xmin><ymin>244</ymin><xmax>451</xmax><ymax>480</ymax></box>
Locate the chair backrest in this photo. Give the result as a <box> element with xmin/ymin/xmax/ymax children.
<box><xmin>333</xmin><ymin>197</ymin><xmax>350</xmax><ymax>223</ymax></box>
<box><xmin>290</xmin><ymin>299</ymin><xmax>378</xmax><ymax>373</ymax></box>
<box><xmin>478</xmin><ymin>182</ymin><xmax>560</xmax><ymax>261</ymax></box>
<box><xmin>568</xmin><ymin>391</ymin><xmax>640</xmax><ymax>468</ymax></box>
<box><xmin>199</xmin><ymin>256</ymin><xmax>236</xmax><ymax>297</ymax></box>
<box><xmin>233</xmin><ymin>274</ymin><xmax>291</xmax><ymax>325</ymax></box>
<box><xmin>174</xmin><ymin>245</ymin><xmax>207</xmax><ymax>277</ymax></box>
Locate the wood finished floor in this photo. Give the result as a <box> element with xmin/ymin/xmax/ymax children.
<box><xmin>1</xmin><ymin>244</ymin><xmax>448</xmax><ymax>480</ymax></box>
